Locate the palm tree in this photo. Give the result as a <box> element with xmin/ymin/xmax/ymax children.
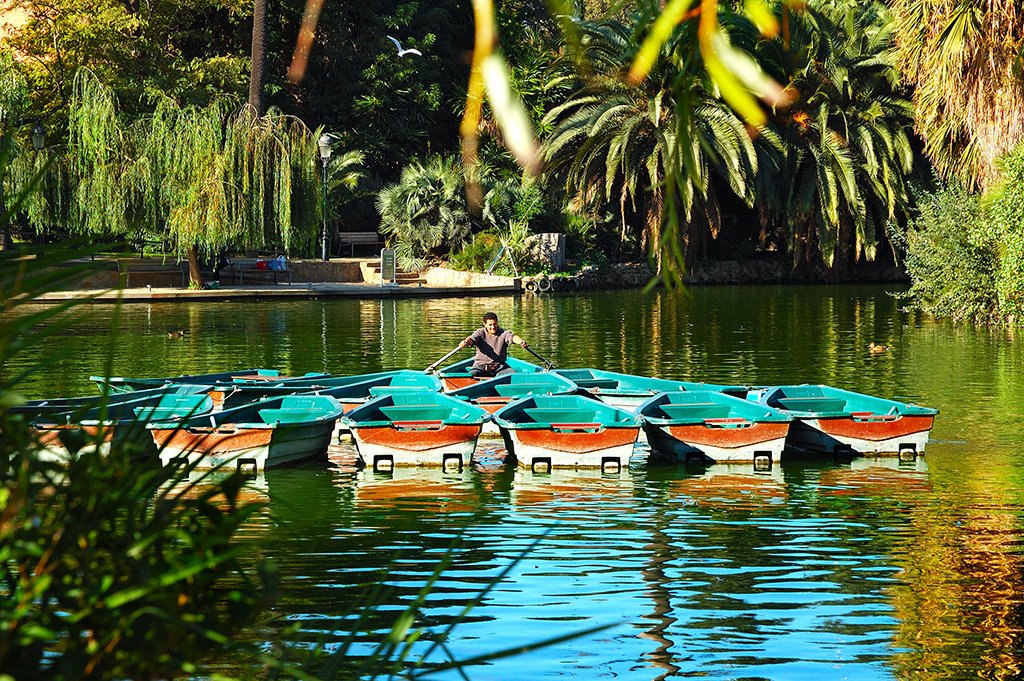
<box><xmin>376</xmin><ymin>155</ymin><xmax>474</xmax><ymax>269</ymax></box>
<box><xmin>248</xmin><ymin>0</ymin><xmax>267</xmax><ymax>116</ymax></box>
<box><xmin>888</xmin><ymin>0</ymin><xmax>1024</xmax><ymax>191</ymax></box>
<box><xmin>541</xmin><ymin>6</ymin><xmax>758</xmax><ymax>277</ymax></box>
<box><xmin>751</xmin><ymin>0</ymin><xmax>915</xmax><ymax>277</ymax></box>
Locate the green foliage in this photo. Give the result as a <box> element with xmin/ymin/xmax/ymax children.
<box><xmin>0</xmin><ymin>237</ymin><xmax>274</xmax><ymax>679</ymax></box>
<box><xmin>984</xmin><ymin>144</ymin><xmax>1024</xmax><ymax>322</ymax></box>
<box><xmin>66</xmin><ymin>71</ymin><xmax>324</xmax><ymax>259</ymax></box>
<box><xmin>899</xmin><ymin>181</ymin><xmax>1000</xmax><ymax>324</ymax></box>
<box><xmin>4</xmin><ymin>0</ymin><xmax>253</xmax><ymax>133</ymax></box>
<box><xmin>0</xmin><ymin>446</ymin><xmax>274</xmax><ymax>679</ymax></box>
<box><xmin>751</xmin><ymin>0</ymin><xmax>915</xmax><ymax>276</ymax></box>
<box><xmin>376</xmin><ymin>155</ymin><xmax>473</xmax><ymax>269</ymax></box>
<box><xmin>448</xmin><ymin>231</ymin><xmax>504</xmax><ymax>272</ymax></box>
<box><xmin>541</xmin><ymin>2</ymin><xmax>758</xmax><ymax>280</ymax></box>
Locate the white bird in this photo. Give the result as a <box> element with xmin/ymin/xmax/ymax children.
<box><xmin>386</xmin><ymin>35</ymin><xmax>422</xmax><ymax>57</ymax></box>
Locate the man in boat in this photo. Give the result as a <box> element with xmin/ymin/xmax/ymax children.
<box><xmin>459</xmin><ymin>312</ymin><xmax>528</xmax><ymax>378</ymax></box>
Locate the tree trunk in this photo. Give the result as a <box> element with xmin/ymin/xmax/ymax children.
<box><xmin>248</xmin><ymin>0</ymin><xmax>267</xmax><ymax>116</ymax></box>
<box><xmin>187</xmin><ymin>245</ymin><xmax>207</xmax><ymax>289</ymax></box>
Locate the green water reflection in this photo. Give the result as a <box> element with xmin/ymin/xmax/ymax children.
<box><xmin>10</xmin><ymin>285</ymin><xmax>1024</xmax><ymax>678</ymax></box>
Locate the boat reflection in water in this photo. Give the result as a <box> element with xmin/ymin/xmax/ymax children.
<box><xmin>509</xmin><ymin>466</ymin><xmax>637</xmax><ymax>516</ymax></box>
<box><xmin>662</xmin><ymin>460</ymin><xmax>788</xmax><ymax>510</ymax></box>
<box><xmin>818</xmin><ymin>454</ymin><xmax>931</xmax><ymax>498</ymax></box>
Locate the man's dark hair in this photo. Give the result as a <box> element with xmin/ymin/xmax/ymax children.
<box><xmin>482</xmin><ymin>311</ymin><xmax>498</xmax><ymax>323</ymax></box>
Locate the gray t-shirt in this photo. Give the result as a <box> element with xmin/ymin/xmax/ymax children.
<box><xmin>466</xmin><ymin>327</ymin><xmax>515</xmax><ymax>366</ymax></box>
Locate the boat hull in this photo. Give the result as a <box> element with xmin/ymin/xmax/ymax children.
<box><xmin>501</xmin><ymin>425</ymin><xmax>639</xmax><ymax>469</ymax></box>
<box><xmin>788</xmin><ymin>414</ymin><xmax>935</xmax><ymax>455</ymax></box>
<box><xmin>151</xmin><ymin>422</ymin><xmax>335</xmax><ymax>471</ymax></box>
<box><xmin>31</xmin><ymin>421</ymin><xmax>156</xmax><ymax>462</ymax></box>
<box><xmin>350</xmin><ymin>423</ymin><xmax>483</xmax><ymax>467</ymax></box>
<box><xmin>644</xmin><ymin>421</ymin><xmax>790</xmax><ymax>463</ymax></box>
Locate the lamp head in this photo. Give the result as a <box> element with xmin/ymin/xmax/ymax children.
<box><xmin>31</xmin><ymin>120</ymin><xmax>45</xmax><ymax>150</ymax></box>
<box><xmin>318</xmin><ymin>133</ymin><xmax>332</xmax><ymax>162</ymax></box>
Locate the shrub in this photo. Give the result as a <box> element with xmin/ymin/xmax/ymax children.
<box><xmin>899</xmin><ymin>182</ymin><xmax>1000</xmax><ymax>324</ymax></box>
<box><xmin>985</xmin><ymin>144</ymin><xmax>1024</xmax><ymax>323</ymax></box>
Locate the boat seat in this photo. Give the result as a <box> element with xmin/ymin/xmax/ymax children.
<box><xmin>258</xmin><ymin>408</ymin><xmax>316</xmax><ymax>424</ymax></box>
<box><xmin>494</xmin><ymin>383</ymin><xmax>554</xmax><ymax>397</ymax></box>
<box><xmin>776</xmin><ymin>397</ymin><xmax>846</xmax><ymax>412</ymax></box>
<box><xmin>574</xmin><ymin>379</ymin><xmax>620</xmax><ymax>390</ymax></box>
<box><xmin>135</xmin><ymin>396</ymin><xmax>210</xmax><ymax>421</ymax></box>
<box><xmin>659</xmin><ymin>403</ymin><xmax>730</xmax><ymax>420</ymax></box>
<box><xmin>369</xmin><ymin>385</ymin><xmax>432</xmax><ymax>397</ymax></box>
<box><xmin>380</xmin><ymin>405</ymin><xmax>451</xmax><ymax>422</ymax></box>
<box><xmin>524</xmin><ymin>407</ymin><xmax>597</xmax><ymax>424</ymax></box>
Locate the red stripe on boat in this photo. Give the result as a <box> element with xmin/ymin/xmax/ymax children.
<box><xmin>514</xmin><ymin>426</ymin><xmax>639</xmax><ymax>454</ymax></box>
<box><xmin>663</xmin><ymin>422</ymin><xmax>790</xmax><ymax>449</ymax></box>
<box><xmin>816</xmin><ymin>415</ymin><xmax>934</xmax><ymax>441</ymax></box>
<box><xmin>356</xmin><ymin>423</ymin><xmax>482</xmax><ymax>451</ymax></box>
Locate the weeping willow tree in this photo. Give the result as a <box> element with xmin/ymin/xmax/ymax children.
<box><xmin>68</xmin><ymin>71</ymin><xmax>321</xmax><ymax>286</ymax></box>
<box><xmin>0</xmin><ymin>52</ymin><xmax>71</xmax><ymax>249</ymax></box>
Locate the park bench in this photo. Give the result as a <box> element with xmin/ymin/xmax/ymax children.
<box><xmin>337</xmin><ymin>231</ymin><xmax>384</xmax><ymax>256</ymax></box>
<box><xmin>117</xmin><ymin>259</ymin><xmax>188</xmax><ymax>288</ymax></box>
<box><xmin>225</xmin><ymin>257</ymin><xmax>291</xmax><ymax>285</ymax></box>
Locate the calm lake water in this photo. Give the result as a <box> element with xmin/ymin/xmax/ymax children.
<box><xmin>11</xmin><ymin>285</ymin><xmax>1024</xmax><ymax>679</ymax></box>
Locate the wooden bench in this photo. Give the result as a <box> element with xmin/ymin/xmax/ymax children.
<box><xmin>338</xmin><ymin>232</ymin><xmax>384</xmax><ymax>256</ymax></box>
<box><xmin>117</xmin><ymin>259</ymin><xmax>188</xmax><ymax>288</ymax></box>
<box><xmin>226</xmin><ymin>257</ymin><xmax>291</xmax><ymax>285</ymax></box>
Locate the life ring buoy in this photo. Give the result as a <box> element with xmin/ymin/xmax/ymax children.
<box><xmin>537</xmin><ymin>277</ymin><xmax>552</xmax><ymax>292</ymax></box>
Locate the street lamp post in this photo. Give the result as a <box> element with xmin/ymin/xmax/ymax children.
<box><xmin>318</xmin><ymin>133</ymin><xmax>333</xmax><ymax>261</ymax></box>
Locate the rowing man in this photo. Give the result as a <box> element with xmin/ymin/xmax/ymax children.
<box><xmin>459</xmin><ymin>312</ymin><xmax>528</xmax><ymax>378</ymax></box>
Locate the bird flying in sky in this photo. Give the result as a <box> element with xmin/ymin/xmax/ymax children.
<box><xmin>387</xmin><ymin>35</ymin><xmax>422</xmax><ymax>57</ymax></box>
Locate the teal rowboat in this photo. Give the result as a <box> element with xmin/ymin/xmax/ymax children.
<box><xmin>343</xmin><ymin>392</ymin><xmax>489</xmax><ymax>469</ymax></box>
<box><xmin>637</xmin><ymin>390</ymin><xmax>792</xmax><ymax>465</ymax></box>
<box><xmin>91</xmin><ymin>368</ymin><xmax>330</xmax><ymax>395</ymax></box>
<box><xmin>436</xmin><ymin>357</ymin><xmax>544</xmax><ymax>392</ymax></box>
<box><xmin>28</xmin><ymin>388</ymin><xmax>214</xmax><ymax>462</ymax></box>
<box><xmin>450</xmin><ymin>372</ymin><xmax>580</xmax><ymax>437</ymax></box>
<box><xmin>748</xmin><ymin>384</ymin><xmax>938</xmax><ymax>456</ymax></box>
<box><xmin>492</xmin><ymin>394</ymin><xmax>641</xmax><ymax>470</ymax></box>
<box><xmin>554</xmin><ymin>368</ymin><xmax>747</xmax><ymax>410</ymax></box>
<box><xmin>217</xmin><ymin>369</ymin><xmax>440</xmax><ymax>410</ymax></box>
<box><xmin>149</xmin><ymin>394</ymin><xmax>344</xmax><ymax>471</ymax></box>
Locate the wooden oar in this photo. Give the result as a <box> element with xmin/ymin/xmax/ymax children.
<box><xmin>425</xmin><ymin>345</ymin><xmax>463</xmax><ymax>373</ymax></box>
<box><xmin>523</xmin><ymin>346</ymin><xmax>556</xmax><ymax>370</ymax></box>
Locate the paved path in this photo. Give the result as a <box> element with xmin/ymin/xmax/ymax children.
<box><xmin>30</xmin><ymin>281</ymin><xmax>518</xmax><ymax>303</ymax></box>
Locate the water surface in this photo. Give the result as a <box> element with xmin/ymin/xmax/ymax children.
<box><xmin>10</xmin><ymin>285</ymin><xmax>1024</xmax><ymax>678</ymax></box>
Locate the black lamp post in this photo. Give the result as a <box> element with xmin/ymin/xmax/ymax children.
<box><xmin>318</xmin><ymin>133</ymin><xmax>332</xmax><ymax>261</ymax></box>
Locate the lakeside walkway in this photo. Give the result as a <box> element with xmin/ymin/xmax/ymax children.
<box><xmin>30</xmin><ymin>280</ymin><xmax>518</xmax><ymax>303</ymax></box>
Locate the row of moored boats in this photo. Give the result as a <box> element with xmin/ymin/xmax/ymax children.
<box><xmin>14</xmin><ymin>357</ymin><xmax>938</xmax><ymax>473</ymax></box>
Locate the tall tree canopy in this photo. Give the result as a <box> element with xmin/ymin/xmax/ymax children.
<box><xmin>68</xmin><ymin>71</ymin><xmax>322</xmax><ymax>270</ymax></box>
<box><xmin>541</xmin><ymin>3</ymin><xmax>758</xmax><ymax>275</ymax></box>
<box><xmin>751</xmin><ymin>0</ymin><xmax>915</xmax><ymax>276</ymax></box>
<box><xmin>4</xmin><ymin>0</ymin><xmax>254</xmax><ymax>134</ymax></box>
<box><xmin>889</xmin><ymin>0</ymin><xmax>1024</xmax><ymax>190</ymax></box>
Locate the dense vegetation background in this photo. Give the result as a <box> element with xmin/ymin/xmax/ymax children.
<box><xmin>1</xmin><ymin>0</ymin><xmax>1023</xmax><ymax>320</ymax></box>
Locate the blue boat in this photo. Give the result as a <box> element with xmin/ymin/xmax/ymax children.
<box><xmin>149</xmin><ymin>394</ymin><xmax>345</xmax><ymax>471</ymax></box>
<box><xmin>92</xmin><ymin>368</ymin><xmax>330</xmax><ymax>394</ymax></box>
<box><xmin>436</xmin><ymin>357</ymin><xmax>544</xmax><ymax>392</ymax></box>
<box><xmin>343</xmin><ymin>392</ymin><xmax>489</xmax><ymax>469</ymax></box>
<box><xmin>554</xmin><ymin>368</ymin><xmax>747</xmax><ymax>410</ymax></box>
<box><xmin>748</xmin><ymin>384</ymin><xmax>938</xmax><ymax>456</ymax></box>
<box><xmin>492</xmin><ymin>394</ymin><xmax>641</xmax><ymax>470</ymax></box>
<box><xmin>216</xmin><ymin>369</ymin><xmax>439</xmax><ymax>409</ymax></box>
<box><xmin>637</xmin><ymin>390</ymin><xmax>792</xmax><ymax>465</ymax></box>
<box><xmin>28</xmin><ymin>387</ymin><xmax>215</xmax><ymax>462</ymax></box>
<box><xmin>450</xmin><ymin>372</ymin><xmax>579</xmax><ymax>437</ymax></box>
